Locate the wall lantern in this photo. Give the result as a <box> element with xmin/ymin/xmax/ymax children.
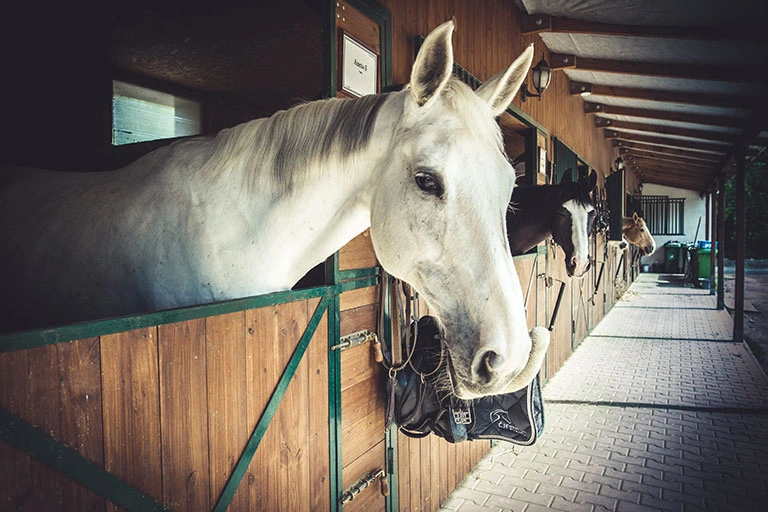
<box><xmin>521</xmin><ymin>53</ymin><xmax>552</xmax><ymax>102</ymax></box>
<box><xmin>614</xmin><ymin>156</ymin><xmax>625</xmax><ymax>172</ymax></box>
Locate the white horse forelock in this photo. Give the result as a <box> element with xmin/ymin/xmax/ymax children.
<box><xmin>437</xmin><ymin>78</ymin><xmax>505</xmax><ymax>153</ymax></box>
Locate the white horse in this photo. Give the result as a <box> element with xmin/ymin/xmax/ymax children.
<box><xmin>0</xmin><ymin>21</ymin><xmax>548</xmax><ymax>398</ymax></box>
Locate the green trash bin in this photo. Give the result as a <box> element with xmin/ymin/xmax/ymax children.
<box><xmin>664</xmin><ymin>242</ymin><xmax>683</xmax><ymax>274</ymax></box>
<box><xmin>697</xmin><ymin>248</ymin><xmax>711</xmax><ymax>279</ymax></box>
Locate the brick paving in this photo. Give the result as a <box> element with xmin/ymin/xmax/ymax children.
<box><xmin>440</xmin><ymin>274</ymin><xmax>768</xmax><ymax>512</ymax></box>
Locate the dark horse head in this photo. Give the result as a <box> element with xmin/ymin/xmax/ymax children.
<box><xmin>507</xmin><ymin>167</ymin><xmax>598</xmax><ymax>278</ymax></box>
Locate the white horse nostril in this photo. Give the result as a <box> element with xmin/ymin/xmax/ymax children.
<box><xmin>474</xmin><ymin>350</ymin><xmax>505</xmax><ymax>384</ymax></box>
<box><xmin>485</xmin><ymin>350</ymin><xmax>504</xmax><ymax>372</ymax></box>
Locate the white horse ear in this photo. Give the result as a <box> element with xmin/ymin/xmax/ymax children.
<box><xmin>476</xmin><ymin>44</ymin><xmax>534</xmax><ymax>117</ymax></box>
<box><xmin>633</xmin><ymin>212</ymin><xmax>640</xmax><ymax>222</ymax></box>
<box><xmin>410</xmin><ymin>21</ymin><xmax>455</xmax><ymax>108</ymax></box>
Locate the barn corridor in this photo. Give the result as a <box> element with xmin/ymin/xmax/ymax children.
<box><xmin>440</xmin><ymin>273</ymin><xmax>768</xmax><ymax>511</ymax></box>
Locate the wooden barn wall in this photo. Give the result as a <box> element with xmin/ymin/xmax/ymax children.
<box><xmin>0</xmin><ymin>299</ymin><xmax>330</xmax><ymax>511</ymax></box>
<box><xmin>382</xmin><ymin>0</ymin><xmax>615</xmax><ymax>175</ymax></box>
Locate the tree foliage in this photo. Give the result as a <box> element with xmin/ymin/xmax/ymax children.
<box><xmin>723</xmin><ymin>156</ymin><xmax>768</xmax><ymax>259</ymax></box>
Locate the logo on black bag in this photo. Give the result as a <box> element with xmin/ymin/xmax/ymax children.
<box><xmin>490</xmin><ymin>409</ymin><xmax>525</xmax><ymax>435</ymax></box>
<box><xmin>452</xmin><ymin>406</ymin><xmax>472</xmax><ymax>425</ymax></box>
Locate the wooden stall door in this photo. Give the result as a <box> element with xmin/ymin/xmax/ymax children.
<box><xmin>545</xmin><ymin>242</ymin><xmax>575</xmax><ymax>376</ymax></box>
<box><xmin>591</xmin><ymin>233</ymin><xmax>608</xmax><ymax>326</ymax></box>
<box><xmin>339</xmin><ymin>271</ymin><xmax>388</xmax><ymax>512</ymax></box>
<box><xmin>0</xmin><ymin>298</ymin><xmax>330</xmax><ymax>512</ymax></box>
<box><xmin>334</xmin><ymin>2</ymin><xmax>392</xmax><ymax>510</ymax></box>
<box><xmin>572</xmin><ymin>270</ymin><xmax>590</xmax><ymax>347</ymax></box>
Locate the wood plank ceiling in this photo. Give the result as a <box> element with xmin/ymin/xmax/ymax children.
<box><xmin>517</xmin><ymin>0</ymin><xmax>768</xmax><ymax>192</ymax></box>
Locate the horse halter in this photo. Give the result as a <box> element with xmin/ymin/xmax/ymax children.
<box><xmin>378</xmin><ymin>272</ymin><xmax>446</xmax><ymax>381</ymax></box>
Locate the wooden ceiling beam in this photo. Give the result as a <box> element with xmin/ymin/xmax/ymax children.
<box><xmin>554</xmin><ymin>54</ymin><xmax>751</xmax><ymax>84</ymax></box>
<box><xmin>619</xmin><ymin>145</ymin><xmax>721</xmax><ymax>165</ymax></box>
<box><xmin>613</xmin><ymin>139</ymin><xmax>757</xmax><ymax>160</ymax></box>
<box><xmin>584</xmin><ymin>102</ymin><xmax>745</xmax><ymax>129</ymax></box>
<box><xmin>606</xmin><ymin>130</ymin><xmax>731</xmax><ymax>154</ymax></box>
<box><xmin>627</xmin><ymin>162</ymin><xmax>716</xmax><ymax>179</ymax></box>
<box><xmin>705</xmin><ymin>98</ymin><xmax>768</xmax><ymax>192</ymax></box>
<box><xmin>635</xmin><ymin>170</ymin><xmax>708</xmax><ymax>184</ymax></box>
<box><xmin>631</xmin><ymin>165</ymin><xmax>709</xmax><ymax>181</ymax></box>
<box><xmin>571</xmin><ymin>81</ymin><xmax>754</xmax><ymax>109</ymax></box>
<box><xmin>639</xmin><ymin>176</ymin><xmax>708</xmax><ymax>191</ymax></box>
<box><xmin>520</xmin><ymin>14</ymin><xmax>765</xmax><ymax>42</ymax></box>
<box><xmin>595</xmin><ymin>118</ymin><xmax>737</xmax><ymax>143</ymax></box>
<box><xmin>634</xmin><ymin>169</ymin><xmax>707</xmax><ymax>188</ymax></box>
<box><xmin>624</xmin><ymin>153</ymin><xmax>718</xmax><ymax>169</ymax></box>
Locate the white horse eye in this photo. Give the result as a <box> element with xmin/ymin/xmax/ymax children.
<box><xmin>415</xmin><ymin>172</ymin><xmax>443</xmax><ymax>196</ymax></box>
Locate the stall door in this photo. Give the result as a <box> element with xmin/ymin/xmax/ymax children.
<box><xmin>335</xmin><ymin>2</ymin><xmax>390</xmax><ymax>510</ymax></box>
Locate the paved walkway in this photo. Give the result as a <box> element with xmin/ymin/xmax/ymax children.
<box><xmin>440</xmin><ymin>274</ymin><xmax>768</xmax><ymax>512</ymax></box>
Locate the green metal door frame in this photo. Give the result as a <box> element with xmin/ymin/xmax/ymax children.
<box><xmin>323</xmin><ymin>0</ymin><xmax>394</xmax><ymax>509</ymax></box>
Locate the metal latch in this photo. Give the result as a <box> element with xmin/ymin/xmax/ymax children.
<box><xmin>340</xmin><ymin>468</ymin><xmax>389</xmax><ymax>505</ymax></box>
<box><xmin>331</xmin><ymin>329</ymin><xmax>378</xmax><ymax>352</ymax></box>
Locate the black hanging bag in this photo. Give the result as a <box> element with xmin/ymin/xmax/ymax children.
<box><xmin>386</xmin><ymin>315</ymin><xmax>545</xmax><ymax>445</ymax></box>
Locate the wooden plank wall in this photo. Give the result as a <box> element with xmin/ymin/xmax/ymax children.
<box><xmin>338</xmin><ymin>232</ymin><xmax>389</xmax><ymax>512</ymax></box>
<box><xmin>382</xmin><ymin>0</ymin><xmax>618</xmax><ymax>176</ymax></box>
<box><xmin>397</xmin><ymin>430</ymin><xmax>489</xmax><ymax>512</ymax></box>
<box><xmin>0</xmin><ymin>298</ymin><xmax>330</xmax><ymax>511</ymax></box>
<box><xmin>545</xmin><ymin>242</ymin><xmax>575</xmax><ymax>377</ymax></box>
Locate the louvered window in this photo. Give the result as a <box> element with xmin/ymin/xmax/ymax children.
<box><xmin>634</xmin><ymin>195</ymin><xmax>685</xmax><ymax>236</ymax></box>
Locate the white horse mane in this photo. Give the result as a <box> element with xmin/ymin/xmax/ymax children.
<box><xmin>197</xmin><ymin>92</ymin><xmax>390</xmax><ymax>193</ymax></box>
<box><xmin>193</xmin><ymin>77</ymin><xmax>504</xmax><ymax>195</ymax></box>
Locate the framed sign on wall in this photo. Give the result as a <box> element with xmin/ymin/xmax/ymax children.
<box><xmin>340</xmin><ymin>31</ymin><xmax>378</xmax><ymax>97</ymax></box>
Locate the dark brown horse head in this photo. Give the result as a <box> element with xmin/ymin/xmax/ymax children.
<box><xmin>550</xmin><ymin>168</ymin><xmax>598</xmax><ymax>278</ymax></box>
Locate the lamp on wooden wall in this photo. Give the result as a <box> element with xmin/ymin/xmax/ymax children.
<box><xmin>521</xmin><ymin>53</ymin><xmax>552</xmax><ymax>102</ymax></box>
<box><xmin>614</xmin><ymin>156</ymin><xmax>625</xmax><ymax>173</ymax></box>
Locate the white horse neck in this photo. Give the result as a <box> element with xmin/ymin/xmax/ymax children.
<box><xmin>177</xmin><ymin>91</ymin><xmax>402</xmax><ymax>296</ymax></box>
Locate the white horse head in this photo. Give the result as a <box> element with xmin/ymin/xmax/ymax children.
<box><xmin>369</xmin><ymin>22</ymin><xmax>546</xmax><ymax>398</ymax></box>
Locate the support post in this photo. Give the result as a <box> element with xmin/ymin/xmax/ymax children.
<box><xmin>705</xmin><ymin>192</ymin><xmax>710</xmax><ymax>245</ymax></box>
<box><xmin>734</xmin><ymin>152</ymin><xmax>745</xmax><ymax>342</ymax></box>
<box><xmin>709</xmin><ymin>191</ymin><xmax>716</xmax><ymax>295</ymax></box>
<box><xmin>717</xmin><ymin>176</ymin><xmax>725</xmax><ymax>310</ymax></box>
